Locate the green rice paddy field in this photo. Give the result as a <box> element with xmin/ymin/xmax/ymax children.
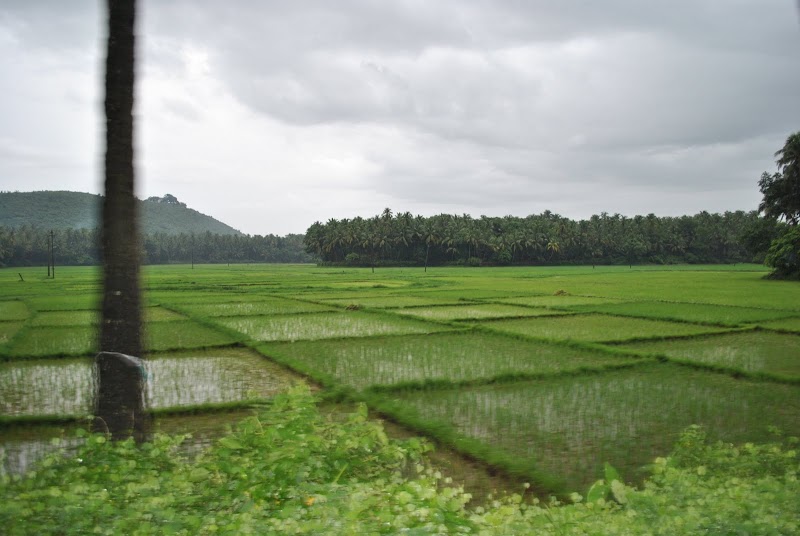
<box><xmin>1</xmin><ymin>263</ymin><xmax>799</xmax><ymax>494</ymax></box>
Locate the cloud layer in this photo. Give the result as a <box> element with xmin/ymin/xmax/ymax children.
<box><xmin>1</xmin><ymin>1</ymin><xmax>798</xmax><ymax>234</ymax></box>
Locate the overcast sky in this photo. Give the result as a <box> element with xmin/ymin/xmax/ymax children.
<box><xmin>1</xmin><ymin>1</ymin><xmax>798</xmax><ymax>235</ymax></box>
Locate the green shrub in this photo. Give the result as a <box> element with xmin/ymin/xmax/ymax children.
<box><xmin>1</xmin><ymin>388</ymin><xmax>797</xmax><ymax>535</ymax></box>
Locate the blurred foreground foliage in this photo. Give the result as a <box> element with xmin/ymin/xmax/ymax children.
<box><xmin>1</xmin><ymin>386</ymin><xmax>797</xmax><ymax>535</ymax></box>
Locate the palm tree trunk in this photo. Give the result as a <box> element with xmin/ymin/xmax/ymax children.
<box><xmin>95</xmin><ymin>0</ymin><xmax>148</xmax><ymax>441</ymax></box>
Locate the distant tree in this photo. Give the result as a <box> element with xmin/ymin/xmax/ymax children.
<box><xmin>546</xmin><ymin>239</ymin><xmax>561</xmax><ymax>261</ymax></box>
<box><xmin>758</xmin><ymin>132</ymin><xmax>800</xmax><ymax>225</ymax></box>
<box><xmin>96</xmin><ymin>0</ymin><xmax>149</xmax><ymax>441</ymax></box>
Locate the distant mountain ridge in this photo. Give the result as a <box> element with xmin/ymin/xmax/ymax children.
<box><xmin>0</xmin><ymin>191</ymin><xmax>242</xmax><ymax>235</ymax></box>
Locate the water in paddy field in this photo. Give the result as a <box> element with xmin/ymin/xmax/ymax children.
<box><xmin>0</xmin><ymin>411</ymin><xmax>253</xmax><ymax>478</ymax></box>
<box><xmin>0</xmin><ymin>349</ymin><xmax>304</xmax><ymax>476</ymax></box>
<box><xmin>0</xmin><ymin>350</ymin><xmax>301</xmax><ymax>417</ymax></box>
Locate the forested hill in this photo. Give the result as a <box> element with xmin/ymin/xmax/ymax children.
<box><xmin>0</xmin><ymin>191</ymin><xmax>242</xmax><ymax>235</ymax></box>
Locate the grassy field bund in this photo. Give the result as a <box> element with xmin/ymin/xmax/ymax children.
<box><xmin>1</xmin><ymin>263</ymin><xmax>799</xmax><ymax>495</ymax></box>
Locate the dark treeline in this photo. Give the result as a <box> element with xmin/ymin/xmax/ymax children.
<box><xmin>0</xmin><ymin>226</ymin><xmax>313</xmax><ymax>267</ymax></box>
<box><xmin>304</xmin><ymin>209</ymin><xmax>783</xmax><ymax>268</ymax></box>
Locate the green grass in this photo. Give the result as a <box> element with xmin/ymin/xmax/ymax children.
<box><xmin>387</xmin><ymin>363</ymin><xmax>800</xmax><ymax>492</ymax></box>
<box><xmin>258</xmin><ymin>332</ymin><xmax>646</xmax><ymax>390</ymax></box>
<box><xmin>565</xmin><ymin>301</ymin><xmax>799</xmax><ymax>326</ymax></box>
<box><xmin>390</xmin><ymin>303</ymin><xmax>567</xmax><ymax>321</ymax></box>
<box><xmin>617</xmin><ymin>331</ymin><xmax>800</xmax><ymax>380</ymax></box>
<box><xmin>479</xmin><ymin>314</ymin><xmax>734</xmax><ymax>343</ymax></box>
<box><xmin>218</xmin><ymin>311</ymin><xmax>451</xmax><ymax>342</ymax></box>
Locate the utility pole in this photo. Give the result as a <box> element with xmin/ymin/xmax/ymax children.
<box><xmin>50</xmin><ymin>230</ymin><xmax>55</xmax><ymax>279</ymax></box>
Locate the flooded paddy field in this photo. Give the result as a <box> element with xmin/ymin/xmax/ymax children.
<box><xmin>388</xmin><ymin>363</ymin><xmax>800</xmax><ymax>492</ymax></box>
<box><xmin>2</xmin><ymin>263</ymin><xmax>799</xmax><ymax>497</ymax></box>
<box><xmin>1</xmin><ymin>347</ymin><xmax>300</xmax><ymax>417</ymax></box>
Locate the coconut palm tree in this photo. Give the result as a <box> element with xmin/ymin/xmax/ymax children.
<box><xmin>96</xmin><ymin>0</ymin><xmax>149</xmax><ymax>441</ymax></box>
<box><xmin>759</xmin><ymin>132</ymin><xmax>800</xmax><ymax>226</ymax></box>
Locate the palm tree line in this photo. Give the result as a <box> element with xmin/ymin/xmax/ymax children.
<box><xmin>304</xmin><ymin>209</ymin><xmax>780</xmax><ymax>268</ymax></box>
<box><xmin>0</xmin><ymin>227</ymin><xmax>311</xmax><ymax>267</ymax></box>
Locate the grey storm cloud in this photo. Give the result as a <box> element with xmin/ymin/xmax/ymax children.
<box><xmin>0</xmin><ymin>0</ymin><xmax>798</xmax><ymax>234</ymax></box>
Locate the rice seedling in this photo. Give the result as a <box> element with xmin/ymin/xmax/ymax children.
<box><xmin>389</xmin><ymin>363</ymin><xmax>800</xmax><ymax>492</ymax></box>
<box><xmin>518</xmin><ymin>269</ymin><xmax>799</xmax><ymax>310</ymax></box>
<box><xmin>319</xmin><ymin>296</ymin><xmax>462</xmax><ymax>309</ymax></box>
<box><xmin>26</xmin><ymin>295</ymin><xmax>99</xmax><ymax>312</ymax></box>
<box><xmin>145</xmin><ymin>306</ymin><xmax>188</xmax><ymax>322</ymax></box>
<box><xmin>410</xmin><ymin>289</ymin><xmax>517</xmax><ymax>301</ymax></box>
<box><xmin>564</xmin><ymin>301</ymin><xmax>798</xmax><ymax>326</ymax></box>
<box><xmin>0</xmin><ymin>301</ymin><xmax>29</xmax><ymax>321</ymax></box>
<box><xmin>390</xmin><ymin>304</ymin><xmax>566</xmax><ymax>321</ymax></box>
<box><xmin>6</xmin><ymin>321</ymin><xmax>236</xmax><ymax>358</ymax></box>
<box><xmin>617</xmin><ymin>331</ymin><xmax>800</xmax><ymax>380</ymax></box>
<box><xmin>758</xmin><ymin>316</ymin><xmax>800</xmax><ymax>333</ymax></box>
<box><xmin>480</xmin><ymin>314</ymin><xmax>734</xmax><ymax>343</ymax></box>
<box><xmin>493</xmin><ymin>295</ymin><xmax>623</xmax><ymax>308</ymax></box>
<box><xmin>0</xmin><ymin>322</ymin><xmax>24</xmax><ymax>346</ymax></box>
<box><xmin>182</xmin><ymin>297</ymin><xmax>336</xmax><ymax>317</ymax></box>
<box><xmin>0</xmin><ymin>348</ymin><xmax>300</xmax><ymax>418</ymax></box>
<box><xmin>146</xmin><ymin>321</ymin><xmax>238</xmax><ymax>351</ymax></box>
<box><xmin>219</xmin><ymin>311</ymin><xmax>450</xmax><ymax>342</ymax></box>
<box><xmin>147</xmin><ymin>291</ymin><xmax>260</xmax><ymax>305</ymax></box>
<box><xmin>31</xmin><ymin>310</ymin><xmax>98</xmax><ymax>327</ymax></box>
<box><xmin>3</xmin><ymin>264</ymin><xmax>800</xmax><ymax>496</ymax></box>
<box><xmin>7</xmin><ymin>326</ymin><xmax>95</xmax><ymax>358</ymax></box>
<box><xmin>326</xmin><ymin>280</ymin><xmax>410</xmax><ymax>289</ymax></box>
<box><xmin>259</xmin><ymin>332</ymin><xmax>646</xmax><ymax>390</ymax></box>
<box><xmin>144</xmin><ymin>348</ymin><xmax>300</xmax><ymax>410</ymax></box>
<box><xmin>0</xmin><ymin>358</ymin><xmax>93</xmax><ymax>416</ymax></box>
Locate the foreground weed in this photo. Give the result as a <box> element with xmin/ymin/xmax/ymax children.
<box><xmin>1</xmin><ymin>389</ymin><xmax>797</xmax><ymax>535</ymax></box>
